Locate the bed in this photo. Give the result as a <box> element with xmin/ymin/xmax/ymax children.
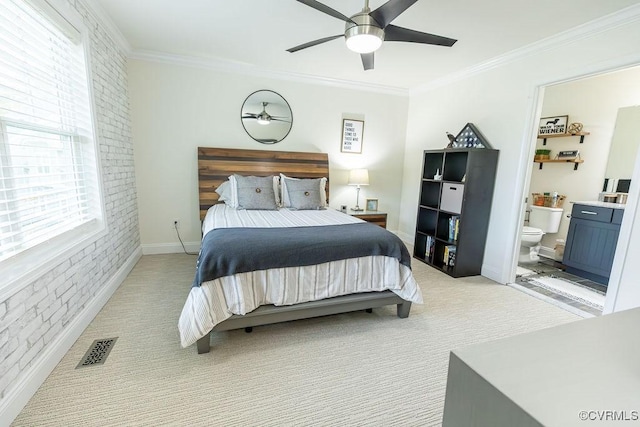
<box><xmin>178</xmin><ymin>147</ymin><xmax>422</xmax><ymax>353</ymax></box>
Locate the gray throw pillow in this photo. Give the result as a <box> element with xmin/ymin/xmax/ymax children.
<box><xmin>234</xmin><ymin>175</ymin><xmax>278</xmax><ymax>210</ymax></box>
<box><xmin>284</xmin><ymin>177</ymin><xmax>324</xmax><ymax>210</ymax></box>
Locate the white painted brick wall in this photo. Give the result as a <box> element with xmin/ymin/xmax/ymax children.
<box><xmin>0</xmin><ymin>0</ymin><xmax>140</xmax><ymax>400</ymax></box>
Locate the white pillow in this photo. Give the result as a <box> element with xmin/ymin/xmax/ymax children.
<box><xmin>215</xmin><ymin>180</ymin><xmax>237</xmax><ymax>208</ymax></box>
<box><xmin>223</xmin><ymin>175</ymin><xmax>280</xmax><ymax>209</ymax></box>
<box><xmin>273</xmin><ymin>175</ymin><xmax>281</xmax><ymax>207</ymax></box>
<box><xmin>214</xmin><ymin>181</ymin><xmax>228</xmax><ymax>200</ymax></box>
<box><xmin>280</xmin><ymin>173</ymin><xmax>327</xmax><ymax>208</ymax></box>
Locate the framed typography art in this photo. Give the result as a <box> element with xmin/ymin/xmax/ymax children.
<box><xmin>341</xmin><ymin>119</ymin><xmax>364</xmax><ymax>153</ymax></box>
<box><xmin>538</xmin><ymin>115</ymin><xmax>568</xmax><ymax>136</ymax></box>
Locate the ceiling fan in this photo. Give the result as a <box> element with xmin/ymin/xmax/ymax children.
<box><xmin>242</xmin><ymin>102</ymin><xmax>291</xmax><ymax>125</ymax></box>
<box><xmin>287</xmin><ymin>0</ymin><xmax>457</xmax><ymax>70</ymax></box>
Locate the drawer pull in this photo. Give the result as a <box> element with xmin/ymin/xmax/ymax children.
<box><xmin>580</xmin><ymin>210</ymin><xmax>598</xmax><ymax>215</ymax></box>
<box><xmin>449</xmin><ymin>187</ymin><xmax>457</xmax><ymax>190</ymax></box>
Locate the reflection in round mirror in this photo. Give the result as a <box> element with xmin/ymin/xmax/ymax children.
<box><xmin>241</xmin><ymin>90</ymin><xmax>293</xmax><ymax>144</ymax></box>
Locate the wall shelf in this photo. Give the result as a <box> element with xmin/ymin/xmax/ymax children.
<box><xmin>538</xmin><ymin>132</ymin><xmax>590</xmax><ymax>145</ymax></box>
<box><xmin>534</xmin><ymin>158</ymin><xmax>584</xmax><ymax>170</ymax></box>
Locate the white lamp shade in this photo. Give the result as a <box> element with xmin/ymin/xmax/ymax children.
<box><xmin>348</xmin><ymin>169</ymin><xmax>369</xmax><ymax>186</ymax></box>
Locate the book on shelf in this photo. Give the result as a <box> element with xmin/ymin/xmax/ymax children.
<box><xmin>425</xmin><ymin>235</ymin><xmax>435</xmax><ymax>259</ymax></box>
<box><xmin>443</xmin><ymin>245</ymin><xmax>456</xmax><ymax>267</ymax></box>
<box><xmin>454</xmin><ymin>218</ymin><xmax>459</xmax><ymax>241</ymax></box>
<box><xmin>448</xmin><ymin>216</ymin><xmax>460</xmax><ymax>241</ymax></box>
<box><xmin>448</xmin><ymin>248</ymin><xmax>456</xmax><ymax>267</ymax></box>
<box><xmin>424</xmin><ymin>236</ymin><xmax>429</xmax><ymax>258</ymax></box>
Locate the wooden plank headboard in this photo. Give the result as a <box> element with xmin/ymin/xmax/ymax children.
<box><xmin>198</xmin><ymin>147</ymin><xmax>330</xmax><ymax>220</ymax></box>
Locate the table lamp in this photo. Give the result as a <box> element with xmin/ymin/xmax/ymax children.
<box><xmin>348</xmin><ymin>169</ymin><xmax>369</xmax><ymax>212</ymax></box>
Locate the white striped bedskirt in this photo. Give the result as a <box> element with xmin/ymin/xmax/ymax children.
<box><xmin>178</xmin><ymin>255</ymin><xmax>421</xmax><ymax>348</ymax></box>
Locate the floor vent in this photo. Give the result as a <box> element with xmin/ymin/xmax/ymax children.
<box><xmin>76</xmin><ymin>337</ymin><xmax>118</xmax><ymax>368</ymax></box>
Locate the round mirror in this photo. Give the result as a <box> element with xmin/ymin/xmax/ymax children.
<box><xmin>241</xmin><ymin>90</ymin><xmax>293</xmax><ymax>144</ymax></box>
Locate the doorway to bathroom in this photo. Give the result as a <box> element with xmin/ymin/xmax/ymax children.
<box><xmin>512</xmin><ymin>65</ymin><xmax>640</xmax><ymax>317</ymax></box>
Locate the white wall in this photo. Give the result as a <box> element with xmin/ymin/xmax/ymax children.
<box><xmin>0</xmin><ymin>0</ymin><xmax>140</xmax><ymax>421</ymax></box>
<box><xmin>529</xmin><ymin>67</ymin><xmax>640</xmax><ymax>249</ymax></box>
<box><xmin>608</xmin><ymin>172</ymin><xmax>640</xmax><ymax>312</ymax></box>
<box><xmin>606</xmin><ymin>105</ymin><xmax>640</xmax><ymax>182</ymax></box>
<box><xmin>400</xmin><ymin>10</ymin><xmax>640</xmax><ymax>312</ymax></box>
<box><xmin>128</xmin><ymin>60</ymin><xmax>409</xmax><ymax>252</ymax></box>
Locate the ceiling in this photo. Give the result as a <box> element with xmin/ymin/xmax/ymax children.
<box><xmin>91</xmin><ymin>0</ymin><xmax>640</xmax><ymax>92</ymax></box>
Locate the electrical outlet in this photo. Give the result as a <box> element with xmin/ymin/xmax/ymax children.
<box><xmin>172</xmin><ymin>219</ymin><xmax>179</xmax><ymax>229</ymax></box>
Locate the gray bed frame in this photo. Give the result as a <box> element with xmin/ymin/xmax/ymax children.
<box><xmin>197</xmin><ymin>292</ymin><xmax>411</xmax><ymax>354</ymax></box>
<box><xmin>195</xmin><ymin>147</ymin><xmax>413</xmax><ymax>354</ymax></box>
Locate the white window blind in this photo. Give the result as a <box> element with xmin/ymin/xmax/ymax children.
<box><xmin>0</xmin><ymin>0</ymin><xmax>101</xmax><ymax>264</ymax></box>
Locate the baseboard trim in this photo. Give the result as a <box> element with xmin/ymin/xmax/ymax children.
<box><xmin>396</xmin><ymin>231</ymin><xmax>413</xmax><ymax>247</ymax></box>
<box><xmin>141</xmin><ymin>242</ymin><xmax>200</xmax><ymax>255</ymax></box>
<box><xmin>0</xmin><ymin>246</ymin><xmax>142</xmax><ymax>427</ymax></box>
<box><xmin>481</xmin><ymin>264</ymin><xmax>505</xmax><ymax>284</ymax></box>
<box><xmin>538</xmin><ymin>245</ymin><xmax>556</xmax><ymax>260</ymax></box>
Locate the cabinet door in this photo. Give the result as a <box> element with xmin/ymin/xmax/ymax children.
<box><xmin>563</xmin><ymin>218</ymin><xmax>620</xmax><ymax>277</ymax></box>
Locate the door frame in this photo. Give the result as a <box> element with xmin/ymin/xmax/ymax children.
<box><xmin>509</xmin><ymin>64</ymin><xmax>640</xmax><ymax>315</ymax></box>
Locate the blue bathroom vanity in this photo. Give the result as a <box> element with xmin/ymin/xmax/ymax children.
<box><xmin>562</xmin><ymin>201</ymin><xmax>625</xmax><ymax>285</ymax></box>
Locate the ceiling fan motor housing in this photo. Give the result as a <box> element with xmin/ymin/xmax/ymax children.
<box><xmin>287</xmin><ymin>0</ymin><xmax>457</xmax><ymax>69</ymax></box>
<box><xmin>345</xmin><ymin>12</ymin><xmax>384</xmax><ymax>53</ymax></box>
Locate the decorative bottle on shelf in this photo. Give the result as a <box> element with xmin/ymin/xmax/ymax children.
<box><xmin>434</xmin><ymin>169</ymin><xmax>442</xmax><ymax>180</ymax></box>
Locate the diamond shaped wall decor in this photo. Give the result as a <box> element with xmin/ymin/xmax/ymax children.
<box><xmin>452</xmin><ymin>123</ymin><xmax>493</xmax><ymax>149</ymax></box>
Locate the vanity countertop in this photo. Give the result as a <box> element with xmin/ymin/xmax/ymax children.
<box><xmin>571</xmin><ymin>200</ymin><xmax>626</xmax><ymax>209</ymax></box>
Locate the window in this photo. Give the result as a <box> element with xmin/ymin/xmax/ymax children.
<box><xmin>0</xmin><ymin>0</ymin><xmax>103</xmax><ymax>287</ymax></box>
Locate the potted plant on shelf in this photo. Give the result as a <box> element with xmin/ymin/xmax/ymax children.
<box><xmin>534</xmin><ymin>149</ymin><xmax>551</xmax><ymax>161</ymax></box>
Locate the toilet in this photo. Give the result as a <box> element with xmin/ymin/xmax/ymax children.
<box><xmin>519</xmin><ymin>205</ymin><xmax>563</xmax><ymax>263</ymax></box>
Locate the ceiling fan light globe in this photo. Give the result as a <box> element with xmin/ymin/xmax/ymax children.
<box><xmin>344</xmin><ymin>12</ymin><xmax>384</xmax><ymax>54</ymax></box>
<box><xmin>257</xmin><ymin>117</ymin><xmax>270</xmax><ymax>125</ymax></box>
<box><xmin>346</xmin><ymin>33</ymin><xmax>383</xmax><ymax>53</ymax></box>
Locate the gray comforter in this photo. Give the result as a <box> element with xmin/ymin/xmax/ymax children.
<box><xmin>192</xmin><ymin>222</ymin><xmax>411</xmax><ymax>287</ymax></box>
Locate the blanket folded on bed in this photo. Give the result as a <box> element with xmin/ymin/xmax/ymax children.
<box><xmin>193</xmin><ymin>223</ymin><xmax>411</xmax><ymax>287</ymax></box>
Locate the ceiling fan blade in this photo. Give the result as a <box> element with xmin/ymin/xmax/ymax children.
<box><xmin>242</xmin><ymin>114</ymin><xmax>258</xmax><ymax>119</ymax></box>
<box><xmin>271</xmin><ymin>118</ymin><xmax>292</xmax><ymax>123</ymax></box>
<box><xmin>369</xmin><ymin>0</ymin><xmax>418</xmax><ymax>28</ymax></box>
<box><xmin>384</xmin><ymin>24</ymin><xmax>457</xmax><ymax>47</ymax></box>
<box><xmin>296</xmin><ymin>0</ymin><xmax>355</xmax><ymax>24</ymax></box>
<box><xmin>287</xmin><ymin>34</ymin><xmax>343</xmax><ymax>53</ymax></box>
<box><xmin>361</xmin><ymin>53</ymin><xmax>374</xmax><ymax>71</ymax></box>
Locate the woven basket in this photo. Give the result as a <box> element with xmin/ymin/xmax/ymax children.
<box><xmin>532</xmin><ymin>193</ymin><xmax>565</xmax><ymax>208</ymax></box>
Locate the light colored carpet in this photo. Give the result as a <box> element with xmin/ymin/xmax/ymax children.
<box><xmin>13</xmin><ymin>254</ymin><xmax>579</xmax><ymax>426</ymax></box>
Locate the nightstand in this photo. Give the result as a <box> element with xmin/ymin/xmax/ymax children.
<box><xmin>350</xmin><ymin>211</ymin><xmax>387</xmax><ymax>229</ymax></box>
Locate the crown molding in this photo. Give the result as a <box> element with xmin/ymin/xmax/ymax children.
<box><xmin>80</xmin><ymin>1</ymin><xmax>640</xmax><ymax>97</ymax></box>
<box><xmin>410</xmin><ymin>3</ymin><xmax>640</xmax><ymax>95</ymax></box>
<box><xmin>82</xmin><ymin>0</ymin><xmax>131</xmax><ymax>54</ymax></box>
<box><xmin>128</xmin><ymin>50</ymin><xmax>409</xmax><ymax>97</ymax></box>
